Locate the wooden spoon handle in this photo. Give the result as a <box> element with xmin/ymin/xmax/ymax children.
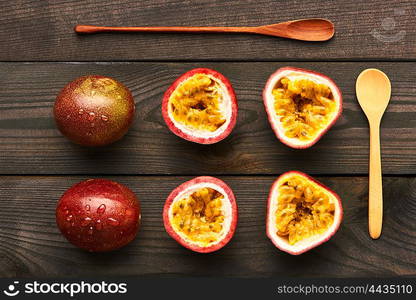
<box><xmin>368</xmin><ymin>122</ymin><xmax>383</xmax><ymax>239</ymax></box>
<box><xmin>75</xmin><ymin>25</ymin><xmax>254</xmax><ymax>34</ymax></box>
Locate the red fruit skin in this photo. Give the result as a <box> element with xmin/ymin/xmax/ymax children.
<box><xmin>56</xmin><ymin>179</ymin><xmax>141</xmax><ymax>252</ymax></box>
<box><xmin>266</xmin><ymin>171</ymin><xmax>343</xmax><ymax>255</ymax></box>
<box><xmin>162</xmin><ymin>68</ymin><xmax>238</xmax><ymax>144</ymax></box>
<box><xmin>163</xmin><ymin>176</ymin><xmax>238</xmax><ymax>253</ymax></box>
<box><xmin>54</xmin><ymin>75</ymin><xmax>135</xmax><ymax>147</ymax></box>
<box><xmin>263</xmin><ymin>67</ymin><xmax>343</xmax><ymax>149</ymax></box>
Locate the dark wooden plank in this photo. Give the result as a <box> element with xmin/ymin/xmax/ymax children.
<box><xmin>0</xmin><ymin>0</ymin><xmax>414</xmax><ymax>61</ymax></box>
<box><xmin>1</xmin><ymin>62</ymin><xmax>415</xmax><ymax>175</ymax></box>
<box><xmin>0</xmin><ymin>175</ymin><xmax>415</xmax><ymax>278</ymax></box>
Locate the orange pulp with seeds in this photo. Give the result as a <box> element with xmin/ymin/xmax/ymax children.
<box><xmin>273</xmin><ymin>77</ymin><xmax>336</xmax><ymax>141</ymax></box>
<box><xmin>171</xmin><ymin>187</ymin><xmax>225</xmax><ymax>246</ymax></box>
<box><xmin>275</xmin><ymin>174</ymin><xmax>335</xmax><ymax>245</ymax></box>
<box><xmin>169</xmin><ymin>74</ymin><xmax>226</xmax><ymax>132</ymax></box>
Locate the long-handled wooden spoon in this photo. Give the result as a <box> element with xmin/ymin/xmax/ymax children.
<box><xmin>74</xmin><ymin>18</ymin><xmax>334</xmax><ymax>41</ymax></box>
<box><xmin>356</xmin><ymin>69</ymin><xmax>391</xmax><ymax>239</ymax></box>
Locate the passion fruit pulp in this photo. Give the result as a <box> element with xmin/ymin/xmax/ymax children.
<box><xmin>162</xmin><ymin>68</ymin><xmax>237</xmax><ymax>144</ymax></box>
<box><xmin>56</xmin><ymin>179</ymin><xmax>141</xmax><ymax>252</ymax></box>
<box><xmin>163</xmin><ymin>176</ymin><xmax>238</xmax><ymax>253</ymax></box>
<box><xmin>263</xmin><ymin>67</ymin><xmax>342</xmax><ymax>148</ymax></box>
<box><xmin>54</xmin><ymin>75</ymin><xmax>135</xmax><ymax>146</ymax></box>
<box><xmin>267</xmin><ymin>171</ymin><xmax>342</xmax><ymax>255</ymax></box>
<box><xmin>170</xmin><ymin>74</ymin><xmax>226</xmax><ymax>132</ymax></box>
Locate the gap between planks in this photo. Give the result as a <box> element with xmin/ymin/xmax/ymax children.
<box><xmin>1</xmin><ymin>59</ymin><xmax>416</xmax><ymax>64</ymax></box>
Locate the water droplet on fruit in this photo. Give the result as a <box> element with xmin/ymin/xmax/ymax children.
<box><xmin>95</xmin><ymin>219</ymin><xmax>103</xmax><ymax>230</ymax></box>
<box><xmin>78</xmin><ymin>109</ymin><xmax>84</xmax><ymax>115</ymax></box>
<box><xmin>85</xmin><ymin>205</ymin><xmax>90</xmax><ymax>212</ymax></box>
<box><xmin>66</xmin><ymin>215</ymin><xmax>73</xmax><ymax>222</ymax></box>
<box><xmin>88</xmin><ymin>226</ymin><xmax>94</xmax><ymax>235</ymax></box>
<box><xmin>107</xmin><ymin>217</ymin><xmax>119</xmax><ymax>226</ymax></box>
<box><xmin>86</xmin><ymin>131</ymin><xmax>93</xmax><ymax>136</ymax></box>
<box><xmin>80</xmin><ymin>217</ymin><xmax>92</xmax><ymax>227</ymax></box>
<box><xmin>101</xmin><ymin>115</ymin><xmax>109</xmax><ymax>122</ymax></box>
<box><xmin>88</xmin><ymin>112</ymin><xmax>95</xmax><ymax>121</ymax></box>
<box><xmin>64</xmin><ymin>209</ymin><xmax>70</xmax><ymax>215</ymax></box>
<box><xmin>66</xmin><ymin>114</ymin><xmax>71</xmax><ymax>119</ymax></box>
<box><xmin>97</xmin><ymin>204</ymin><xmax>106</xmax><ymax>214</ymax></box>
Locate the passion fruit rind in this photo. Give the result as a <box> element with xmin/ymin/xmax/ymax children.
<box><xmin>266</xmin><ymin>171</ymin><xmax>343</xmax><ymax>255</ymax></box>
<box><xmin>162</xmin><ymin>68</ymin><xmax>238</xmax><ymax>144</ymax></box>
<box><xmin>263</xmin><ymin>67</ymin><xmax>342</xmax><ymax>149</ymax></box>
<box><xmin>163</xmin><ymin>176</ymin><xmax>238</xmax><ymax>253</ymax></box>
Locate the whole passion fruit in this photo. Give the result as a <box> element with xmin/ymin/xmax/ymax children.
<box><xmin>263</xmin><ymin>67</ymin><xmax>342</xmax><ymax>148</ymax></box>
<box><xmin>56</xmin><ymin>179</ymin><xmax>141</xmax><ymax>252</ymax></box>
<box><xmin>54</xmin><ymin>75</ymin><xmax>135</xmax><ymax>146</ymax></box>
<box><xmin>162</xmin><ymin>68</ymin><xmax>238</xmax><ymax>144</ymax></box>
<box><xmin>163</xmin><ymin>176</ymin><xmax>238</xmax><ymax>253</ymax></box>
<box><xmin>266</xmin><ymin>171</ymin><xmax>342</xmax><ymax>255</ymax></box>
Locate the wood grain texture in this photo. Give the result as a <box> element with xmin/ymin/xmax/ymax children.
<box><xmin>1</xmin><ymin>62</ymin><xmax>415</xmax><ymax>175</ymax></box>
<box><xmin>0</xmin><ymin>175</ymin><xmax>415</xmax><ymax>278</ymax></box>
<box><xmin>0</xmin><ymin>0</ymin><xmax>414</xmax><ymax>61</ymax></box>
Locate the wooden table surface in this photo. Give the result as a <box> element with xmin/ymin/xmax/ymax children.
<box><xmin>1</xmin><ymin>0</ymin><xmax>415</xmax><ymax>278</ymax></box>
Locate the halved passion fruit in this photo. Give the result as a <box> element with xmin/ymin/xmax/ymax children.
<box><xmin>263</xmin><ymin>67</ymin><xmax>342</xmax><ymax>148</ymax></box>
<box><xmin>266</xmin><ymin>171</ymin><xmax>342</xmax><ymax>255</ymax></box>
<box><xmin>162</xmin><ymin>68</ymin><xmax>238</xmax><ymax>144</ymax></box>
<box><xmin>163</xmin><ymin>176</ymin><xmax>238</xmax><ymax>253</ymax></box>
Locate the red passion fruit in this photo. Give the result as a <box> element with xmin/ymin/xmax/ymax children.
<box><xmin>54</xmin><ymin>75</ymin><xmax>135</xmax><ymax>146</ymax></box>
<box><xmin>162</xmin><ymin>68</ymin><xmax>238</xmax><ymax>144</ymax></box>
<box><xmin>56</xmin><ymin>179</ymin><xmax>141</xmax><ymax>252</ymax></box>
<box><xmin>163</xmin><ymin>176</ymin><xmax>238</xmax><ymax>253</ymax></box>
<box><xmin>263</xmin><ymin>67</ymin><xmax>342</xmax><ymax>148</ymax></box>
<box><xmin>266</xmin><ymin>171</ymin><xmax>342</xmax><ymax>255</ymax></box>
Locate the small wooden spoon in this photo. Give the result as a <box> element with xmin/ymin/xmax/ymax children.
<box><xmin>74</xmin><ymin>18</ymin><xmax>334</xmax><ymax>42</ymax></box>
<box><xmin>356</xmin><ymin>69</ymin><xmax>391</xmax><ymax>239</ymax></box>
